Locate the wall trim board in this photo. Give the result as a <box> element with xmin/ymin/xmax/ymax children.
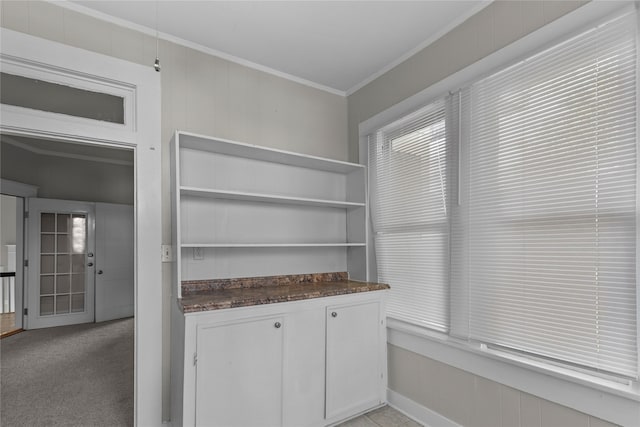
<box><xmin>46</xmin><ymin>0</ymin><xmax>346</xmax><ymax>97</ymax></box>
<box><xmin>387</xmin><ymin>324</ymin><xmax>640</xmax><ymax>427</ymax></box>
<box><xmin>387</xmin><ymin>389</ymin><xmax>461</xmax><ymax>427</ymax></box>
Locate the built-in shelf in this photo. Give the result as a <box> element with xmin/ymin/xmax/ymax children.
<box><xmin>180</xmin><ymin>187</ymin><xmax>365</xmax><ymax>209</ymax></box>
<box><xmin>172</xmin><ymin>131</ymin><xmax>368</xmax><ymax>288</ymax></box>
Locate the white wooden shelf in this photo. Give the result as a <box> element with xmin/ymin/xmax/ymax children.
<box><xmin>178</xmin><ymin>131</ymin><xmax>364</xmax><ymax>174</ymax></box>
<box><xmin>180</xmin><ymin>187</ymin><xmax>365</xmax><ymax>209</ymax></box>
<box><xmin>181</xmin><ymin>243</ymin><xmax>366</xmax><ymax>248</ymax></box>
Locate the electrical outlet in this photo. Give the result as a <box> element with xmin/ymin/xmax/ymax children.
<box><xmin>193</xmin><ymin>247</ymin><xmax>204</xmax><ymax>260</ymax></box>
<box><xmin>161</xmin><ymin>245</ymin><xmax>172</xmax><ymax>262</ymax></box>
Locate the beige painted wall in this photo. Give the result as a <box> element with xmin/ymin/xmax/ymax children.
<box><xmin>389</xmin><ymin>345</ymin><xmax>618</xmax><ymax>427</ymax></box>
<box><xmin>0</xmin><ymin>194</ymin><xmax>17</xmax><ymax>269</ymax></box>
<box><xmin>347</xmin><ymin>1</ymin><xmax>620</xmax><ymax>425</ymax></box>
<box><xmin>1</xmin><ymin>0</ymin><xmax>348</xmax><ymax>420</ymax></box>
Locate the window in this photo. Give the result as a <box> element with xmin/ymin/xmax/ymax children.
<box><xmin>0</xmin><ymin>73</ymin><xmax>125</xmax><ymax>124</ymax></box>
<box><xmin>369</xmin><ymin>99</ymin><xmax>455</xmax><ymax>331</ymax></box>
<box><xmin>369</xmin><ymin>10</ymin><xmax>637</xmax><ymax>379</ymax></box>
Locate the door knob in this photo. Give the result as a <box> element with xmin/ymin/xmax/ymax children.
<box><xmin>274</xmin><ymin>322</ymin><xmax>282</xmax><ymax>328</ymax></box>
<box><xmin>331</xmin><ymin>312</ymin><xmax>338</xmax><ymax>318</ymax></box>
<box><xmin>97</xmin><ymin>270</ymin><xmax>103</xmax><ymax>275</ymax></box>
<box><xmin>87</xmin><ymin>262</ymin><xmax>94</xmax><ymax>267</ymax></box>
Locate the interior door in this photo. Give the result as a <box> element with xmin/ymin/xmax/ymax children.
<box><xmin>95</xmin><ymin>202</ymin><xmax>134</xmax><ymax>322</ymax></box>
<box><xmin>27</xmin><ymin>198</ymin><xmax>95</xmax><ymax>329</ymax></box>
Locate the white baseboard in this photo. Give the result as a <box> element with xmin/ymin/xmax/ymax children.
<box><xmin>387</xmin><ymin>389</ymin><xmax>461</xmax><ymax>427</ymax></box>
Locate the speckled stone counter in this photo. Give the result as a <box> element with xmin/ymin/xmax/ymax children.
<box><xmin>178</xmin><ymin>272</ymin><xmax>389</xmax><ymax>313</ymax></box>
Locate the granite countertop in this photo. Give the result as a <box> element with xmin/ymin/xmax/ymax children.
<box><xmin>178</xmin><ymin>272</ymin><xmax>389</xmax><ymax>313</ymax></box>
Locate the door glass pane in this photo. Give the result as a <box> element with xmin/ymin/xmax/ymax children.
<box><xmin>71</xmin><ymin>294</ymin><xmax>84</xmax><ymax>312</ymax></box>
<box><xmin>40</xmin><ymin>276</ymin><xmax>54</xmax><ymax>295</ymax></box>
<box><xmin>57</xmin><ymin>234</ymin><xmax>69</xmax><ymax>253</ymax></box>
<box><xmin>41</xmin><ymin>213</ymin><xmax>55</xmax><ymax>232</ymax></box>
<box><xmin>0</xmin><ymin>72</ymin><xmax>125</xmax><ymax>124</ymax></box>
<box><xmin>71</xmin><ymin>274</ymin><xmax>85</xmax><ymax>293</ymax></box>
<box><xmin>41</xmin><ymin>235</ymin><xmax>55</xmax><ymax>253</ymax></box>
<box><xmin>56</xmin><ymin>275</ymin><xmax>70</xmax><ymax>293</ymax></box>
<box><xmin>56</xmin><ymin>295</ymin><xmax>70</xmax><ymax>314</ymax></box>
<box><xmin>41</xmin><ymin>255</ymin><xmax>55</xmax><ymax>274</ymax></box>
<box><xmin>56</xmin><ymin>254</ymin><xmax>70</xmax><ymax>273</ymax></box>
<box><xmin>72</xmin><ymin>215</ymin><xmax>86</xmax><ymax>253</ymax></box>
<box><xmin>40</xmin><ymin>296</ymin><xmax>54</xmax><ymax>316</ymax></box>
<box><xmin>71</xmin><ymin>254</ymin><xmax>85</xmax><ymax>273</ymax></box>
<box><xmin>57</xmin><ymin>214</ymin><xmax>69</xmax><ymax>233</ymax></box>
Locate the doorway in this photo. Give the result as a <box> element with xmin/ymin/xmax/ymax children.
<box><xmin>0</xmin><ymin>134</ymin><xmax>136</xmax><ymax>424</ymax></box>
<box><xmin>1</xmin><ymin>135</ymin><xmax>136</xmax><ymax>330</ymax></box>
<box><xmin>1</xmin><ymin>27</ymin><xmax>162</xmax><ymax>424</ymax></box>
<box><xmin>0</xmin><ymin>194</ymin><xmax>19</xmax><ymax>336</ymax></box>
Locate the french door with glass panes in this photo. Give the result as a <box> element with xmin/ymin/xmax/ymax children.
<box><xmin>27</xmin><ymin>198</ymin><xmax>95</xmax><ymax>329</ymax></box>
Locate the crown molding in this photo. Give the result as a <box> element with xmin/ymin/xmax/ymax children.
<box><xmin>49</xmin><ymin>0</ymin><xmax>347</xmax><ymax>97</ymax></box>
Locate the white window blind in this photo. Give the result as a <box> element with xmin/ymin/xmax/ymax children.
<box><xmin>458</xmin><ymin>11</ymin><xmax>637</xmax><ymax>378</ymax></box>
<box><xmin>369</xmin><ymin>99</ymin><xmax>453</xmax><ymax>331</ymax></box>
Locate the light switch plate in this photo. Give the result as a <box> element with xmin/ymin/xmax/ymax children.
<box><xmin>161</xmin><ymin>244</ymin><xmax>173</xmax><ymax>262</ymax></box>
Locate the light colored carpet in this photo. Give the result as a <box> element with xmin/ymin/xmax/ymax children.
<box><xmin>0</xmin><ymin>318</ymin><xmax>133</xmax><ymax>427</ymax></box>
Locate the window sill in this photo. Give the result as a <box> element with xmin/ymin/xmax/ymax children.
<box><xmin>386</xmin><ymin>317</ymin><xmax>640</xmax><ymax>427</ymax></box>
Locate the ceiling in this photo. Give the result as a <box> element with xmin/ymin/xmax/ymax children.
<box><xmin>69</xmin><ymin>1</ymin><xmax>490</xmax><ymax>95</ymax></box>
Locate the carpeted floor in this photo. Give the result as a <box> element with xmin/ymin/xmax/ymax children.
<box><xmin>0</xmin><ymin>318</ymin><xmax>134</xmax><ymax>427</ymax></box>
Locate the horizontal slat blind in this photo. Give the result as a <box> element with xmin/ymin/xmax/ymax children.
<box><xmin>461</xmin><ymin>12</ymin><xmax>637</xmax><ymax>377</ymax></box>
<box><xmin>369</xmin><ymin>100</ymin><xmax>451</xmax><ymax>331</ymax></box>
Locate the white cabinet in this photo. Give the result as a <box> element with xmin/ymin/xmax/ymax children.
<box><xmin>195</xmin><ymin>315</ymin><xmax>285</xmax><ymax>427</ymax></box>
<box><xmin>171</xmin><ymin>291</ymin><xmax>387</xmax><ymax>427</ymax></box>
<box><xmin>325</xmin><ymin>300</ymin><xmax>384</xmax><ymax>420</ymax></box>
<box><xmin>171</xmin><ymin>131</ymin><xmax>368</xmax><ymax>295</ymax></box>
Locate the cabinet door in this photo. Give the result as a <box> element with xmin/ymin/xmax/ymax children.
<box><xmin>325</xmin><ymin>301</ymin><xmax>382</xmax><ymax>420</ymax></box>
<box><xmin>196</xmin><ymin>315</ymin><xmax>284</xmax><ymax>427</ymax></box>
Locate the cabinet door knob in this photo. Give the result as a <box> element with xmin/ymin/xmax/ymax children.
<box><xmin>274</xmin><ymin>322</ymin><xmax>282</xmax><ymax>329</ymax></box>
<box><xmin>331</xmin><ymin>312</ymin><xmax>338</xmax><ymax>318</ymax></box>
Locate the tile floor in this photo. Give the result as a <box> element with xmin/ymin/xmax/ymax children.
<box><xmin>337</xmin><ymin>405</ymin><xmax>423</xmax><ymax>427</ymax></box>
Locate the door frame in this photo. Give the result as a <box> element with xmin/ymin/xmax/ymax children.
<box><xmin>0</xmin><ymin>29</ymin><xmax>162</xmax><ymax>426</ymax></box>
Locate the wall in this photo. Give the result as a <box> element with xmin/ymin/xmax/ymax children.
<box><xmin>346</xmin><ymin>1</ymin><xmax>622</xmax><ymax>426</ymax></box>
<box><xmin>389</xmin><ymin>345</ymin><xmax>617</xmax><ymax>427</ymax></box>
<box><xmin>0</xmin><ymin>0</ymin><xmax>348</xmax><ymax>420</ymax></box>
<box><xmin>0</xmin><ymin>141</ymin><xmax>134</xmax><ymax>205</ymax></box>
<box><xmin>0</xmin><ymin>194</ymin><xmax>17</xmax><ymax>269</ymax></box>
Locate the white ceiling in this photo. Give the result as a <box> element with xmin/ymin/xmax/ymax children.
<box><xmin>68</xmin><ymin>1</ymin><xmax>490</xmax><ymax>95</ymax></box>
